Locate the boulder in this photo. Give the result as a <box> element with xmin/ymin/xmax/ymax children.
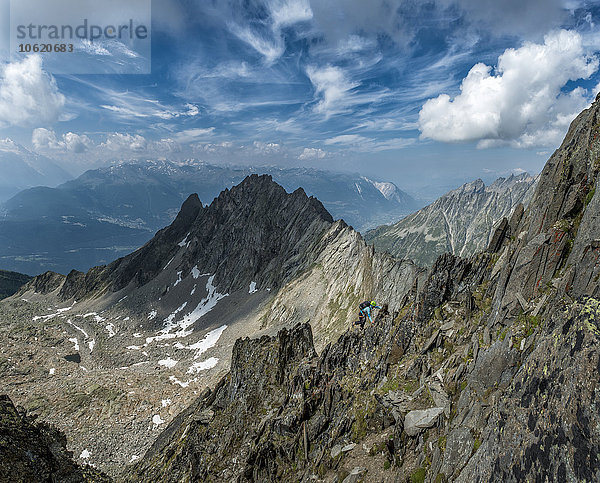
<box><xmin>342</xmin><ymin>466</ymin><xmax>367</xmax><ymax>483</ymax></box>
<box><xmin>404</xmin><ymin>407</ymin><xmax>445</xmax><ymax>436</ymax></box>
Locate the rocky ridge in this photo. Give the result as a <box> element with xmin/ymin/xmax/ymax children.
<box><xmin>0</xmin><ymin>175</ymin><xmax>421</xmax><ymax>476</ymax></box>
<box><xmin>124</xmin><ymin>94</ymin><xmax>600</xmax><ymax>481</ymax></box>
<box><xmin>365</xmin><ymin>173</ymin><xmax>537</xmax><ymax>267</ymax></box>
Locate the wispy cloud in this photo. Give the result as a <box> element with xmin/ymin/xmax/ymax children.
<box><xmin>173</xmin><ymin>127</ymin><xmax>215</xmax><ymax>143</ymax></box>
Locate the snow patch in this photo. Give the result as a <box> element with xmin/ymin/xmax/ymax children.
<box><xmin>192</xmin><ymin>265</ymin><xmax>200</xmax><ymax>279</ymax></box>
<box><xmin>173</xmin><ymin>271</ymin><xmax>183</xmax><ymax>287</ymax></box>
<box><xmin>178</xmin><ymin>233</ymin><xmax>190</xmax><ymax>247</ymax></box>
<box><xmin>152</xmin><ymin>414</ymin><xmax>165</xmax><ymax>427</ymax></box>
<box><xmin>161</xmin><ymin>398</ymin><xmax>172</xmax><ymax>407</ymax></box>
<box><xmin>249</xmin><ymin>281</ymin><xmax>257</xmax><ymax>294</ymax></box>
<box><xmin>57</xmin><ymin>302</ymin><xmax>76</xmax><ymax>313</ymax></box>
<box><xmin>163</xmin><ymin>257</ymin><xmax>175</xmax><ymax>270</ymax></box>
<box><xmin>80</xmin><ymin>449</ymin><xmax>90</xmax><ymax>459</ymax></box>
<box><xmin>191</xmin><ymin>265</ymin><xmax>209</xmax><ymax>279</ymax></box>
<box><xmin>127</xmin><ymin>345</ymin><xmax>141</xmax><ymax>350</ymax></box>
<box><xmin>83</xmin><ymin>312</ymin><xmax>105</xmax><ymax>323</ymax></box>
<box><xmin>49</xmin><ymin>368</ymin><xmax>55</xmax><ymax>375</ymax></box>
<box><xmin>147</xmin><ymin>310</ymin><xmax>157</xmax><ymax>320</ymax></box>
<box><xmin>169</xmin><ymin>375</ymin><xmax>194</xmax><ymax>388</ymax></box>
<box><xmin>105</xmin><ymin>323</ymin><xmax>116</xmax><ymax>338</ymax></box>
<box><xmin>88</xmin><ymin>340</ymin><xmax>95</xmax><ymax>352</ymax></box>
<box><xmin>67</xmin><ymin>320</ymin><xmax>89</xmax><ymax>339</ymax></box>
<box><xmin>158</xmin><ymin>356</ymin><xmax>178</xmax><ymax>368</ymax></box>
<box><xmin>129</xmin><ymin>455</ymin><xmax>139</xmax><ymax>463</ymax></box>
<box><xmin>68</xmin><ymin>338</ymin><xmax>79</xmax><ymax>351</ymax></box>
<box><xmin>123</xmin><ymin>317</ymin><xmax>130</xmax><ymax>322</ymax></box>
<box><xmin>146</xmin><ymin>276</ymin><xmax>227</xmax><ymax>345</ymax></box>
<box><xmin>32</xmin><ymin>301</ymin><xmax>76</xmax><ymax>321</ymax></box>
<box><xmin>175</xmin><ymin>325</ymin><xmax>227</xmax><ymax>359</ymax></box>
<box><xmin>187</xmin><ymin>357</ymin><xmax>219</xmax><ymax>373</ymax></box>
<box><xmin>190</xmin><ymin>284</ymin><xmax>196</xmax><ymax>295</ymax></box>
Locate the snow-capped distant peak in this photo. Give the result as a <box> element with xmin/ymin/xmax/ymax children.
<box><xmin>362</xmin><ymin>177</ymin><xmax>399</xmax><ymax>201</ymax></box>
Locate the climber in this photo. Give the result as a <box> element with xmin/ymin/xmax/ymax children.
<box><xmin>353</xmin><ymin>300</ymin><xmax>381</xmax><ymax>328</ymax></box>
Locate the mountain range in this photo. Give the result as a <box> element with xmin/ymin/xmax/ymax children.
<box><xmin>0</xmin><ymin>173</ymin><xmax>422</xmax><ymax>475</ymax></box>
<box><xmin>365</xmin><ymin>173</ymin><xmax>538</xmax><ymax>267</ymax></box>
<box><xmin>0</xmin><ymin>162</ymin><xmax>419</xmax><ymax>276</ymax></box>
<box><xmin>2</xmin><ymin>95</ymin><xmax>600</xmax><ymax>481</ymax></box>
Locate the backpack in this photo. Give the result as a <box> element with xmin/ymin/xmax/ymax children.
<box><xmin>359</xmin><ymin>301</ymin><xmax>371</xmax><ymax>310</ymax></box>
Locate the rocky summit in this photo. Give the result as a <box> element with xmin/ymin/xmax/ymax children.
<box><xmin>2</xmin><ymin>94</ymin><xmax>600</xmax><ymax>481</ymax></box>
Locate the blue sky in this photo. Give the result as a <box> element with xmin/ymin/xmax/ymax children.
<box><xmin>1</xmin><ymin>0</ymin><xmax>600</xmax><ymax>198</ymax></box>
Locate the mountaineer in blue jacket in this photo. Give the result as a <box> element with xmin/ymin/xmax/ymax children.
<box><xmin>353</xmin><ymin>300</ymin><xmax>381</xmax><ymax>328</ymax></box>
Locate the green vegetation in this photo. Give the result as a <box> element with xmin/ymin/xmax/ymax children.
<box><xmin>585</xmin><ymin>187</ymin><xmax>596</xmax><ymax>206</ymax></box>
<box><xmin>513</xmin><ymin>314</ymin><xmax>541</xmax><ymax>350</ymax></box>
<box><xmin>473</xmin><ymin>281</ymin><xmax>492</xmax><ymax>314</ymax></box>
<box><xmin>473</xmin><ymin>438</ymin><xmax>482</xmax><ymax>452</ymax></box>
<box><xmin>438</xmin><ymin>435</ymin><xmax>447</xmax><ymax>452</ymax></box>
<box><xmin>410</xmin><ymin>467</ymin><xmax>427</xmax><ymax>483</ymax></box>
<box><xmin>350</xmin><ymin>393</ymin><xmax>376</xmax><ymax>441</ymax></box>
<box><xmin>498</xmin><ymin>328</ymin><xmax>508</xmax><ymax>341</ymax></box>
<box><xmin>552</xmin><ymin>219</ymin><xmax>571</xmax><ymax>232</ymax></box>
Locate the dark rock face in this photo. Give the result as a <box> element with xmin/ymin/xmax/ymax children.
<box><xmin>0</xmin><ymin>163</ymin><xmax>417</xmax><ymax>276</ymax></box>
<box><xmin>126</xmin><ymin>323</ymin><xmax>322</xmax><ymax>482</ymax></box>
<box><xmin>491</xmin><ymin>97</ymin><xmax>600</xmax><ymax>320</ymax></box>
<box><xmin>456</xmin><ymin>299</ymin><xmax>600</xmax><ymax>482</ymax></box>
<box><xmin>0</xmin><ymin>269</ymin><xmax>31</xmax><ymax>299</ymax></box>
<box><xmin>49</xmin><ymin>174</ymin><xmax>334</xmax><ymax>301</ymax></box>
<box><xmin>0</xmin><ymin>394</ymin><xmax>108</xmax><ymax>482</ymax></box>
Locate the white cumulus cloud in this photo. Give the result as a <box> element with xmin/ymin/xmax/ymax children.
<box><xmin>418</xmin><ymin>30</ymin><xmax>599</xmax><ymax>148</ymax></box>
<box><xmin>0</xmin><ymin>55</ymin><xmax>65</xmax><ymax>127</ymax></box>
<box><xmin>33</xmin><ymin>128</ymin><xmax>91</xmax><ymax>153</ymax></box>
<box><xmin>101</xmin><ymin>133</ymin><xmax>148</xmax><ymax>152</ymax></box>
<box><xmin>298</xmin><ymin>147</ymin><xmax>327</xmax><ymax>160</ymax></box>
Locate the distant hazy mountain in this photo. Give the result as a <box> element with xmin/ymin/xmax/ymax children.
<box><xmin>0</xmin><ymin>161</ymin><xmax>419</xmax><ymax>275</ymax></box>
<box><xmin>0</xmin><ymin>269</ymin><xmax>31</xmax><ymax>299</ymax></box>
<box><xmin>365</xmin><ymin>173</ymin><xmax>538</xmax><ymax>267</ymax></box>
<box><xmin>0</xmin><ymin>139</ymin><xmax>71</xmax><ymax>202</ymax></box>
